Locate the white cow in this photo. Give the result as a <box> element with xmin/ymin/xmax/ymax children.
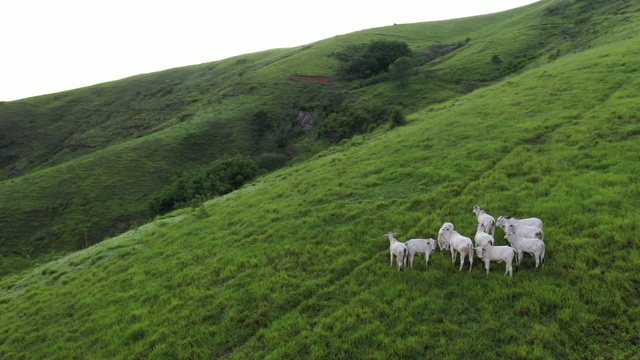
<box><xmin>385</xmin><ymin>232</ymin><xmax>407</xmax><ymax>270</ymax></box>
<box><xmin>437</xmin><ymin>222</ymin><xmax>454</xmax><ymax>252</ymax></box>
<box><xmin>474</xmin><ymin>223</ymin><xmax>495</xmax><ymax>256</ymax></box>
<box><xmin>504</xmin><ymin>231</ymin><xmax>546</xmax><ymax>270</ymax></box>
<box><xmin>474</xmin><ymin>245</ymin><xmax>517</xmax><ymax>277</ymax></box>
<box><xmin>405</xmin><ymin>238</ymin><xmax>437</xmax><ymax>269</ymax></box>
<box><xmin>440</xmin><ymin>223</ymin><xmax>473</xmax><ymax>272</ymax></box>
<box><xmin>473</xmin><ymin>206</ymin><xmax>496</xmax><ymax>236</ymax></box>
<box><xmin>505</xmin><ymin>223</ymin><xmax>544</xmax><ymax>242</ymax></box>
<box><xmin>496</xmin><ymin>215</ymin><xmax>544</xmax><ymax>231</ymax></box>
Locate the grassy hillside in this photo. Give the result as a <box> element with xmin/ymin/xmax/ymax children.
<box><xmin>4</xmin><ymin>0</ymin><xmax>631</xmax><ymax>275</ymax></box>
<box><xmin>1</xmin><ymin>0</ymin><xmax>640</xmax><ymax>358</ymax></box>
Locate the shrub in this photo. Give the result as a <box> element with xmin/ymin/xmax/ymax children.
<box><xmin>320</xmin><ymin>104</ymin><xmax>406</xmax><ymax>142</ymax></box>
<box><xmin>255</xmin><ymin>152</ymin><xmax>288</xmax><ymax>172</ymax></box>
<box><xmin>149</xmin><ymin>155</ymin><xmax>259</xmax><ymax>214</ymax></box>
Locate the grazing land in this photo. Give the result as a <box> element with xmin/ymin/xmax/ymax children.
<box><xmin>1</xmin><ymin>0</ymin><xmax>640</xmax><ymax>358</ymax></box>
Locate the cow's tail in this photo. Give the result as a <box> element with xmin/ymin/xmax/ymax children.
<box><xmin>403</xmin><ymin>247</ymin><xmax>408</xmax><ymax>269</ymax></box>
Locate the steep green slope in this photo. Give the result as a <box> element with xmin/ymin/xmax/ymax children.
<box><xmin>1</xmin><ymin>2</ymin><xmax>640</xmax><ymax>356</ymax></box>
<box><xmin>1</xmin><ymin>0</ymin><xmax>571</xmax><ymax>275</ymax></box>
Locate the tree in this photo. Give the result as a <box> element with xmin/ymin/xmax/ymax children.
<box><xmin>333</xmin><ymin>40</ymin><xmax>412</xmax><ymax>81</ymax></box>
<box><xmin>390</xmin><ymin>56</ymin><xmax>413</xmax><ymax>87</ymax></box>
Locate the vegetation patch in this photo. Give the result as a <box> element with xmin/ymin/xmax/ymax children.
<box><xmin>148</xmin><ymin>155</ymin><xmax>260</xmax><ymax>215</ymax></box>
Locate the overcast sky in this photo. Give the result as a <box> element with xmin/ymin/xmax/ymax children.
<box><xmin>1</xmin><ymin>0</ymin><xmax>540</xmax><ymax>101</ymax></box>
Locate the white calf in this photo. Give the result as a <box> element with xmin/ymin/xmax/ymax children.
<box><xmin>473</xmin><ymin>206</ymin><xmax>496</xmax><ymax>236</ymax></box>
<box><xmin>504</xmin><ymin>232</ymin><xmax>546</xmax><ymax>270</ymax></box>
<box><xmin>496</xmin><ymin>215</ymin><xmax>544</xmax><ymax>231</ymax></box>
<box><xmin>441</xmin><ymin>223</ymin><xmax>473</xmax><ymax>272</ymax></box>
<box><xmin>385</xmin><ymin>232</ymin><xmax>407</xmax><ymax>271</ymax></box>
<box><xmin>405</xmin><ymin>238</ymin><xmax>437</xmax><ymax>269</ymax></box>
<box><xmin>474</xmin><ymin>245</ymin><xmax>517</xmax><ymax>277</ymax></box>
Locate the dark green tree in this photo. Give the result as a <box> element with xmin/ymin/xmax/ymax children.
<box><xmin>334</xmin><ymin>40</ymin><xmax>412</xmax><ymax>81</ymax></box>
<box><xmin>390</xmin><ymin>56</ymin><xmax>413</xmax><ymax>87</ymax></box>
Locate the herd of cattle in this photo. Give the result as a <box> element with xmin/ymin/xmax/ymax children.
<box><xmin>385</xmin><ymin>206</ymin><xmax>545</xmax><ymax>277</ymax></box>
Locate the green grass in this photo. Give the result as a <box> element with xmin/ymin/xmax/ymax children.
<box><xmin>1</xmin><ymin>0</ymin><xmax>640</xmax><ymax>357</ymax></box>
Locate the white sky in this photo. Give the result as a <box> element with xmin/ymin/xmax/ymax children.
<box><xmin>0</xmin><ymin>0</ymin><xmax>540</xmax><ymax>101</ymax></box>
